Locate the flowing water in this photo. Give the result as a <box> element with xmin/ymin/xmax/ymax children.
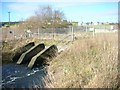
<box><xmin>1</xmin><ymin>63</ymin><xmax>49</xmax><ymax>88</ymax></box>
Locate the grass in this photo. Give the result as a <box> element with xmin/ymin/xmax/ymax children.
<box><xmin>47</xmin><ymin>32</ymin><xmax>118</xmax><ymax>88</ymax></box>
<box><xmin>2</xmin><ymin>38</ymin><xmax>58</xmax><ymax>65</ymax></box>
<box><xmin>84</xmin><ymin>24</ymin><xmax>112</xmax><ymax>29</ymax></box>
<box><xmin>1</xmin><ymin>32</ymin><xmax>119</xmax><ymax>88</ymax></box>
<box><xmin>2</xmin><ymin>39</ymin><xmax>30</xmax><ymax>65</ymax></box>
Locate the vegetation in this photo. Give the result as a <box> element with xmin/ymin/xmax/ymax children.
<box><xmin>82</xmin><ymin>24</ymin><xmax>111</xmax><ymax>30</ymax></box>
<box><xmin>47</xmin><ymin>32</ymin><xmax>118</xmax><ymax>88</ymax></box>
<box><xmin>2</xmin><ymin>32</ymin><xmax>118</xmax><ymax>88</ymax></box>
<box><xmin>1</xmin><ymin>3</ymin><xmax>118</xmax><ymax>88</ymax></box>
<box><xmin>2</xmin><ymin>38</ymin><xmax>57</xmax><ymax>65</ymax></box>
<box><xmin>21</xmin><ymin>5</ymin><xmax>70</xmax><ymax>30</ymax></box>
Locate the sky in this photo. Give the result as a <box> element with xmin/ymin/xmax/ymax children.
<box><xmin>1</xmin><ymin>0</ymin><xmax>119</xmax><ymax>23</ymax></box>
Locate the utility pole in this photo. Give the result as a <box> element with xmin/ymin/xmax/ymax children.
<box><xmin>8</xmin><ymin>11</ymin><xmax>15</xmax><ymax>40</ymax></box>
<box><xmin>8</xmin><ymin>12</ymin><xmax>11</xmax><ymax>26</ymax></box>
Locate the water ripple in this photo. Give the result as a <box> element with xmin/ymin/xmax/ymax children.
<box><xmin>2</xmin><ymin>63</ymin><xmax>48</xmax><ymax>88</ymax></box>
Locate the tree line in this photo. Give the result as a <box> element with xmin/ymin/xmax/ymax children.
<box><xmin>22</xmin><ymin>5</ymin><xmax>70</xmax><ymax>30</ymax></box>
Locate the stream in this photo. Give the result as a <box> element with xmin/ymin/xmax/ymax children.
<box><xmin>1</xmin><ymin>63</ymin><xmax>49</xmax><ymax>89</ymax></box>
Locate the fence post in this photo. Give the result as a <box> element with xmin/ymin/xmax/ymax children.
<box><xmin>38</xmin><ymin>28</ymin><xmax>40</xmax><ymax>39</ymax></box>
<box><xmin>86</xmin><ymin>25</ymin><xmax>87</xmax><ymax>32</ymax></box>
<box><xmin>53</xmin><ymin>27</ymin><xmax>55</xmax><ymax>41</ymax></box>
<box><xmin>93</xmin><ymin>29</ymin><xmax>95</xmax><ymax>37</ymax></box>
<box><xmin>71</xmin><ymin>26</ymin><xmax>74</xmax><ymax>42</ymax></box>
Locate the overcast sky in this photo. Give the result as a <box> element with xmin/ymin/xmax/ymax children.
<box><xmin>1</xmin><ymin>0</ymin><xmax>119</xmax><ymax>23</ymax></box>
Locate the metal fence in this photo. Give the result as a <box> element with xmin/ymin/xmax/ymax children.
<box><xmin>1</xmin><ymin>25</ymin><xmax>117</xmax><ymax>42</ymax></box>
<box><xmin>2</xmin><ymin>26</ymin><xmax>73</xmax><ymax>41</ymax></box>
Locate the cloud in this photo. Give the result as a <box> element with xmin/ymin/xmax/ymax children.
<box><xmin>105</xmin><ymin>9</ymin><xmax>118</xmax><ymax>16</ymax></box>
<box><xmin>54</xmin><ymin>3</ymin><xmax>79</xmax><ymax>9</ymax></box>
<box><xmin>77</xmin><ymin>9</ymin><xmax>118</xmax><ymax>18</ymax></box>
<box><xmin>1</xmin><ymin>0</ymin><xmax>120</xmax><ymax>2</ymax></box>
<box><xmin>77</xmin><ymin>10</ymin><xmax>118</xmax><ymax>22</ymax></box>
<box><xmin>53</xmin><ymin>2</ymin><xmax>100</xmax><ymax>9</ymax></box>
<box><xmin>7</xmin><ymin>3</ymin><xmax>38</xmax><ymax>13</ymax></box>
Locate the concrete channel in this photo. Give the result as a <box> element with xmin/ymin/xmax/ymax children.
<box><xmin>28</xmin><ymin>45</ymin><xmax>58</xmax><ymax>69</ymax></box>
<box><xmin>17</xmin><ymin>43</ymin><xmax>45</xmax><ymax>64</ymax></box>
<box><xmin>14</xmin><ymin>42</ymin><xmax>58</xmax><ymax>69</ymax></box>
<box><xmin>12</xmin><ymin>42</ymin><xmax>35</xmax><ymax>62</ymax></box>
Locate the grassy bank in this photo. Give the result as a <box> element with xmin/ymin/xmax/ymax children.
<box><xmin>2</xmin><ymin>38</ymin><xmax>58</xmax><ymax>65</ymax></box>
<box><xmin>2</xmin><ymin>39</ymin><xmax>31</xmax><ymax>65</ymax></box>
<box><xmin>1</xmin><ymin>32</ymin><xmax>119</xmax><ymax>88</ymax></box>
<box><xmin>47</xmin><ymin>32</ymin><xmax>118</xmax><ymax>88</ymax></box>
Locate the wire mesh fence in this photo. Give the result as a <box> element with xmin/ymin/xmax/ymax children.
<box><xmin>2</xmin><ymin>27</ymin><xmax>73</xmax><ymax>41</ymax></box>
<box><xmin>1</xmin><ymin>25</ymin><xmax>117</xmax><ymax>42</ymax></box>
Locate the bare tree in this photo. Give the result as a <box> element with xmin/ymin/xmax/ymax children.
<box><xmin>53</xmin><ymin>10</ymin><xmax>64</xmax><ymax>28</ymax></box>
<box><xmin>25</xmin><ymin>5</ymin><xmax>65</xmax><ymax>29</ymax></box>
<box><xmin>25</xmin><ymin>16</ymin><xmax>39</xmax><ymax>29</ymax></box>
<box><xmin>34</xmin><ymin>5</ymin><xmax>53</xmax><ymax>28</ymax></box>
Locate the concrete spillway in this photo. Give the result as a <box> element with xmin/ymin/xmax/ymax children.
<box><xmin>12</xmin><ymin>42</ymin><xmax>35</xmax><ymax>62</ymax></box>
<box><xmin>17</xmin><ymin>43</ymin><xmax>45</xmax><ymax>64</ymax></box>
<box><xmin>13</xmin><ymin>42</ymin><xmax>58</xmax><ymax>69</ymax></box>
<box><xmin>28</xmin><ymin>45</ymin><xmax>58</xmax><ymax>69</ymax></box>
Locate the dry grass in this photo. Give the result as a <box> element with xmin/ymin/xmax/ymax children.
<box><xmin>47</xmin><ymin>32</ymin><xmax>118</xmax><ymax>88</ymax></box>
<box><xmin>1</xmin><ymin>38</ymin><xmax>57</xmax><ymax>65</ymax></box>
<box><xmin>1</xmin><ymin>32</ymin><xmax>119</xmax><ymax>88</ymax></box>
<box><xmin>2</xmin><ymin>38</ymin><xmax>35</xmax><ymax>65</ymax></box>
